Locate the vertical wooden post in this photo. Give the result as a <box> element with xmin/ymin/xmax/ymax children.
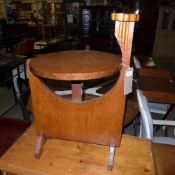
<box><xmin>111</xmin><ymin>13</ymin><xmax>139</xmax><ymax>68</ymax></box>
<box><xmin>71</xmin><ymin>83</ymin><xmax>82</xmax><ymax>101</ymax></box>
<box><xmin>107</xmin><ymin>13</ymin><xmax>139</xmax><ymax>171</ymax></box>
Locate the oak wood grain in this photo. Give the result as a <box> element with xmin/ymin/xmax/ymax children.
<box><xmin>29</xmin><ymin>51</ymin><xmax>121</xmax><ymax>81</ymax></box>
<box><xmin>138</xmin><ymin>74</ymin><xmax>175</xmax><ymax>104</ymax></box>
<box><xmin>29</xmin><ymin>13</ymin><xmax>139</xmax><ymax>161</ymax></box>
<box><xmin>0</xmin><ymin>126</ymin><xmax>155</xmax><ymax>175</ymax></box>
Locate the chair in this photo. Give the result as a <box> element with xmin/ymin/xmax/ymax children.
<box><xmin>12</xmin><ymin>38</ymin><xmax>35</xmax><ymax>98</ymax></box>
<box><xmin>136</xmin><ymin>89</ymin><xmax>175</xmax><ymax>145</ymax></box>
<box><xmin>133</xmin><ymin>56</ymin><xmax>172</xmax><ymax>117</ymax></box>
<box><xmin>12</xmin><ymin>38</ymin><xmax>34</xmax><ymax>121</ymax></box>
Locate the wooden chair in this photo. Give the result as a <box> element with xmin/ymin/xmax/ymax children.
<box><xmin>29</xmin><ymin>13</ymin><xmax>139</xmax><ymax>170</ymax></box>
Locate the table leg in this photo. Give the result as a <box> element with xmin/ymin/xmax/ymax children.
<box><xmin>71</xmin><ymin>83</ymin><xmax>82</xmax><ymax>101</ymax></box>
<box><xmin>34</xmin><ymin>133</ymin><xmax>47</xmax><ymax>159</ymax></box>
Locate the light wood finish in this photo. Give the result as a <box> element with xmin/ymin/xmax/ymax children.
<box><xmin>138</xmin><ymin>69</ymin><xmax>175</xmax><ymax>104</ymax></box>
<box><xmin>124</xmin><ymin>94</ymin><xmax>139</xmax><ymax>127</ymax></box>
<box><xmin>138</xmin><ymin>68</ymin><xmax>171</xmax><ymax>79</ymax></box>
<box><xmin>29</xmin><ymin>13</ymin><xmax>139</xmax><ymax>167</ymax></box>
<box><xmin>29</xmin><ymin>51</ymin><xmax>121</xmax><ymax>81</ymax></box>
<box><xmin>0</xmin><ymin>126</ymin><xmax>155</xmax><ymax>175</ymax></box>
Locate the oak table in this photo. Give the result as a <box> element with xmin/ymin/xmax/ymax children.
<box><xmin>29</xmin><ymin>50</ymin><xmax>121</xmax><ymax>101</ymax></box>
<box><xmin>28</xmin><ymin>13</ymin><xmax>139</xmax><ymax>170</ymax></box>
<box><xmin>0</xmin><ymin>125</ymin><xmax>155</xmax><ymax>175</ymax></box>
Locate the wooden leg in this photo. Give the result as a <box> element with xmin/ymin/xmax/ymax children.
<box><xmin>71</xmin><ymin>83</ymin><xmax>82</xmax><ymax>101</ymax></box>
<box><xmin>34</xmin><ymin>134</ymin><xmax>47</xmax><ymax>159</ymax></box>
<box><xmin>108</xmin><ymin>146</ymin><xmax>116</xmax><ymax>171</ymax></box>
<box><xmin>1</xmin><ymin>171</ymin><xmax>6</xmax><ymax>175</ymax></box>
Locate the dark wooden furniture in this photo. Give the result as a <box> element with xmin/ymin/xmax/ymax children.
<box><xmin>1</xmin><ymin>24</ymin><xmax>31</xmax><ymax>52</ymax></box>
<box><xmin>29</xmin><ymin>13</ymin><xmax>139</xmax><ymax>170</ymax></box>
<box><xmin>138</xmin><ymin>68</ymin><xmax>175</xmax><ymax>104</ymax></box>
<box><xmin>153</xmin><ymin>6</ymin><xmax>175</xmax><ymax>61</ymax></box>
<box><xmin>0</xmin><ymin>118</ymin><xmax>29</xmax><ymax>157</ymax></box>
<box><xmin>81</xmin><ymin>6</ymin><xmax>117</xmax><ymax>53</ymax></box>
<box><xmin>152</xmin><ymin>142</ymin><xmax>175</xmax><ymax>175</ymax></box>
<box><xmin>0</xmin><ymin>125</ymin><xmax>155</xmax><ymax>175</ymax></box>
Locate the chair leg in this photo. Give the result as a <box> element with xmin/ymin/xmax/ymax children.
<box><xmin>34</xmin><ymin>133</ymin><xmax>47</xmax><ymax>159</ymax></box>
<box><xmin>1</xmin><ymin>171</ymin><xmax>6</xmax><ymax>175</ymax></box>
<box><xmin>133</xmin><ymin>114</ymin><xmax>140</xmax><ymax>136</ymax></box>
<box><xmin>108</xmin><ymin>145</ymin><xmax>116</xmax><ymax>171</ymax></box>
<box><xmin>164</xmin><ymin>105</ymin><xmax>174</xmax><ymax>137</ymax></box>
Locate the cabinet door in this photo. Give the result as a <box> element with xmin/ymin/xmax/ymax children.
<box><xmin>153</xmin><ymin>7</ymin><xmax>175</xmax><ymax>59</ymax></box>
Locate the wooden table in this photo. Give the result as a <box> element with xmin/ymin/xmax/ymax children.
<box><xmin>138</xmin><ymin>69</ymin><xmax>175</xmax><ymax>104</ymax></box>
<box><xmin>0</xmin><ymin>125</ymin><xmax>155</xmax><ymax>175</ymax></box>
<box><xmin>29</xmin><ymin>50</ymin><xmax>121</xmax><ymax>101</ymax></box>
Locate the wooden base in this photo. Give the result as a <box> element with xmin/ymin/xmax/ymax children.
<box><xmin>34</xmin><ymin>134</ymin><xmax>47</xmax><ymax>159</ymax></box>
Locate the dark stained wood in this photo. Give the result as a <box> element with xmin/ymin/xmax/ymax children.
<box><xmin>152</xmin><ymin>142</ymin><xmax>175</xmax><ymax>175</ymax></box>
<box><xmin>138</xmin><ymin>71</ymin><xmax>175</xmax><ymax>104</ymax></box>
<box><xmin>29</xmin><ymin>51</ymin><xmax>121</xmax><ymax>81</ymax></box>
<box><xmin>124</xmin><ymin>94</ymin><xmax>139</xmax><ymax>127</ymax></box>
<box><xmin>138</xmin><ymin>68</ymin><xmax>171</xmax><ymax>79</ymax></box>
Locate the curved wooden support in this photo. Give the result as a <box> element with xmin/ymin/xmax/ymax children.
<box><xmin>111</xmin><ymin>13</ymin><xmax>139</xmax><ymax>67</ymax></box>
<box><xmin>108</xmin><ymin>13</ymin><xmax>139</xmax><ymax>171</ymax></box>
<box><xmin>29</xmin><ymin>67</ymin><xmax>125</xmax><ymax>146</ymax></box>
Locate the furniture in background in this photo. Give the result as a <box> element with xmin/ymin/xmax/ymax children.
<box><xmin>64</xmin><ymin>0</ymin><xmax>85</xmax><ymax>40</ymax></box>
<box><xmin>133</xmin><ymin>56</ymin><xmax>172</xmax><ymax>118</ymax></box>
<box><xmin>0</xmin><ymin>118</ymin><xmax>30</xmax><ymax>157</ymax></box>
<box><xmin>137</xmin><ymin>88</ymin><xmax>175</xmax><ymax>175</ymax></box>
<box><xmin>1</xmin><ymin>24</ymin><xmax>31</xmax><ymax>52</ymax></box>
<box><xmin>136</xmin><ymin>89</ymin><xmax>175</xmax><ymax>145</ymax></box>
<box><xmin>12</xmin><ymin>38</ymin><xmax>35</xmax><ymax>98</ymax></box>
<box><xmin>153</xmin><ymin>6</ymin><xmax>175</xmax><ymax>61</ymax></box>
<box><xmin>80</xmin><ymin>5</ymin><xmax>118</xmax><ymax>53</ymax></box>
<box><xmin>0</xmin><ymin>125</ymin><xmax>155</xmax><ymax>175</ymax></box>
<box><xmin>0</xmin><ymin>55</ymin><xmax>28</xmax><ymax>119</ymax></box>
<box><xmin>28</xmin><ymin>13</ymin><xmax>139</xmax><ymax>170</ymax></box>
<box><xmin>138</xmin><ymin>68</ymin><xmax>175</xmax><ymax>104</ymax></box>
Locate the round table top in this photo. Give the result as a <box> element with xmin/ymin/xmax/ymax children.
<box><xmin>30</xmin><ymin>50</ymin><xmax>121</xmax><ymax>80</ymax></box>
